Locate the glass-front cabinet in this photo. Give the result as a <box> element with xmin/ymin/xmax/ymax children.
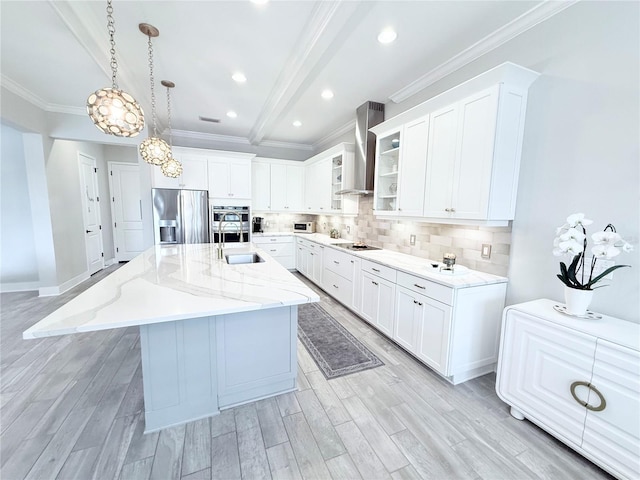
<box><xmin>331</xmin><ymin>154</ymin><xmax>344</xmax><ymax>211</ymax></box>
<box><xmin>374</xmin><ymin>130</ymin><xmax>401</xmax><ymax>213</ymax></box>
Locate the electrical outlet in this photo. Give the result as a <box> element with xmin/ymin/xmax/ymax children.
<box><xmin>409</xmin><ymin>234</ymin><xmax>416</xmax><ymax>246</ymax></box>
<box><xmin>481</xmin><ymin>244</ymin><xmax>492</xmax><ymax>259</ymax></box>
<box><xmin>346</xmin><ymin>226</ymin><xmax>350</xmax><ymax>234</ymax></box>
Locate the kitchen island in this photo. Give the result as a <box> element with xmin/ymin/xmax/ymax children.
<box><xmin>23</xmin><ymin>243</ymin><xmax>319</xmax><ymax>432</ymax></box>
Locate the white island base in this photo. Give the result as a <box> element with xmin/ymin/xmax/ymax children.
<box><xmin>141</xmin><ymin>305</ymin><xmax>298</xmax><ymax>433</ymax></box>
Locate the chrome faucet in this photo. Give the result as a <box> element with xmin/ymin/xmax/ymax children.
<box><xmin>217</xmin><ymin>212</ymin><xmax>243</xmax><ymax>259</ymax></box>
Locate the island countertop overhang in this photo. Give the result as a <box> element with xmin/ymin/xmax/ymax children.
<box><xmin>23</xmin><ymin>243</ymin><xmax>320</xmax><ymax>339</ymax></box>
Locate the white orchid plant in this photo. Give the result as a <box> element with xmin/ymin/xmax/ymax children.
<box><xmin>553</xmin><ymin>213</ymin><xmax>632</xmax><ymax>290</ymax></box>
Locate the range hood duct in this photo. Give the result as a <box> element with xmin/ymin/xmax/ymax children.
<box><xmin>336</xmin><ymin>101</ymin><xmax>384</xmax><ymax>195</ymax></box>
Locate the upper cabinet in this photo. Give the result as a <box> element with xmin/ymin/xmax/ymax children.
<box><xmin>150</xmin><ymin>152</ymin><xmax>208</xmax><ymax>191</ymax></box>
<box><xmin>150</xmin><ymin>147</ymin><xmax>254</xmax><ymax>200</ymax></box>
<box><xmin>371</xmin><ymin>62</ymin><xmax>539</xmax><ymax>226</ymax></box>
<box><xmin>252</xmin><ymin>159</ymin><xmax>305</xmax><ymax>212</ymax></box>
<box><xmin>304</xmin><ymin>143</ymin><xmax>357</xmax><ymax>215</ymax></box>
<box><xmin>208</xmin><ymin>156</ymin><xmax>252</xmax><ymax>200</ymax></box>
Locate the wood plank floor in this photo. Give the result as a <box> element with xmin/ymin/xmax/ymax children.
<box><xmin>0</xmin><ymin>265</ymin><xmax>613</xmax><ymax>480</ymax></box>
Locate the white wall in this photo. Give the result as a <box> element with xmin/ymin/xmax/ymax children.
<box><xmin>388</xmin><ymin>1</ymin><xmax>639</xmax><ymax>321</ymax></box>
<box><xmin>0</xmin><ymin>124</ymin><xmax>39</xmax><ymax>287</ymax></box>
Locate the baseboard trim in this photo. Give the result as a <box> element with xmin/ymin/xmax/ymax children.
<box><xmin>38</xmin><ymin>271</ymin><xmax>90</xmax><ymax>297</ymax></box>
<box><xmin>0</xmin><ymin>281</ymin><xmax>40</xmax><ymax>293</ymax></box>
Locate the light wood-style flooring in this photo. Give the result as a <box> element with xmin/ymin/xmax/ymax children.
<box><xmin>1</xmin><ymin>265</ymin><xmax>612</xmax><ymax>480</ymax></box>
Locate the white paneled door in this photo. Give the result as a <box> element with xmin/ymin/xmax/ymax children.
<box><xmin>78</xmin><ymin>153</ymin><xmax>104</xmax><ymax>275</ymax></box>
<box><xmin>109</xmin><ymin>162</ymin><xmax>144</xmax><ymax>262</ymax></box>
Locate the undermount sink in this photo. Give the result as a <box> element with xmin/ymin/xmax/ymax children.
<box><xmin>225</xmin><ymin>252</ymin><xmax>265</xmax><ymax>265</ymax></box>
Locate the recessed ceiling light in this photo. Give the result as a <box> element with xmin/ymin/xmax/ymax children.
<box><xmin>227</xmin><ymin>111</ymin><xmax>237</xmax><ymax>119</ymax></box>
<box><xmin>377</xmin><ymin>28</ymin><xmax>397</xmax><ymax>44</ymax></box>
<box><xmin>232</xmin><ymin>72</ymin><xmax>247</xmax><ymax>83</ymax></box>
<box><xmin>293</xmin><ymin>120</ymin><xmax>302</xmax><ymax>127</ymax></box>
<box><xmin>321</xmin><ymin>89</ymin><xmax>334</xmax><ymax>100</ymax></box>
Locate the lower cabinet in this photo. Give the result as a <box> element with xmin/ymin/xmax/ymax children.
<box><xmin>497</xmin><ymin>300</ymin><xmax>640</xmax><ymax>480</ymax></box>
<box><xmin>394</xmin><ymin>286</ymin><xmax>452</xmax><ymax>375</ymax></box>
<box><xmin>360</xmin><ymin>271</ymin><xmax>396</xmax><ymax>337</ymax></box>
<box><xmin>253</xmin><ymin>235</ymin><xmax>294</xmax><ymax>269</ymax></box>
<box><xmin>295</xmin><ymin>238</ymin><xmax>323</xmax><ymax>287</ymax></box>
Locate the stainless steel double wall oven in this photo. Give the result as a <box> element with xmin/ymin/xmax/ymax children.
<box><xmin>211</xmin><ymin>205</ymin><xmax>250</xmax><ymax>243</ymax></box>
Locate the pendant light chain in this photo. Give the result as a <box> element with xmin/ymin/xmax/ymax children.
<box><xmin>166</xmin><ymin>85</ymin><xmax>173</xmax><ymax>147</ymax></box>
<box><xmin>147</xmin><ymin>36</ymin><xmax>158</xmax><ymax>137</ymax></box>
<box><xmin>106</xmin><ymin>0</ymin><xmax>118</xmax><ymax>89</ymax></box>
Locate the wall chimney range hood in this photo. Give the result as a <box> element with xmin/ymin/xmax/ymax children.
<box><xmin>336</xmin><ymin>101</ymin><xmax>384</xmax><ymax>195</ymax></box>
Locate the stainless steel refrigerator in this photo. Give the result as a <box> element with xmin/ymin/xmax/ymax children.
<box><xmin>152</xmin><ymin>188</ymin><xmax>209</xmax><ymax>244</ymax></box>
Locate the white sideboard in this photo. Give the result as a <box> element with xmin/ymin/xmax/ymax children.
<box><xmin>496</xmin><ymin>299</ymin><xmax>640</xmax><ymax>480</ymax></box>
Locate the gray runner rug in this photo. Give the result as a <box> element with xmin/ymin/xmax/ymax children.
<box><xmin>297</xmin><ymin>303</ymin><xmax>384</xmax><ymax>379</ymax></box>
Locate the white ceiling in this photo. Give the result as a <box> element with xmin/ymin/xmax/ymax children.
<box><xmin>2</xmin><ymin>0</ymin><xmax>561</xmax><ymax>153</ymax></box>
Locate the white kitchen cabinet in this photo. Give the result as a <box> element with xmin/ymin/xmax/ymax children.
<box><xmin>414</xmin><ymin>295</ymin><xmax>452</xmax><ymax>375</ymax></box>
<box><xmin>271</xmin><ymin>164</ymin><xmax>304</xmax><ymax>211</ymax></box>
<box><xmin>370</xmin><ymin>63</ymin><xmax>539</xmax><ymax>226</ymax></box>
<box><xmin>360</xmin><ymin>270</ymin><xmax>396</xmax><ymax>337</ymax></box>
<box><xmin>304</xmin><ymin>143</ymin><xmax>356</xmax><ymax>214</ymax></box>
<box><xmin>496</xmin><ymin>300</ymin><xmax>640</xmax><ymax>480</ymax></box>
<box><xmin>295</xmin><ymin>237</ymin><xmax>324</xmax><ymax>287</ymax></box>
<box><xmin>304</xmin><ymin>158</ymin><xmax>332</xmax><ymax>213</ymax></box>
<box><xmin>253</xmin><ymin>235</ymin><xmax>294</xmax><ymax>269</ymax></box>
<box><xmin>397</xmin><ymin>116</ymin><xmax>429</xmax><ymax>217</ymax></box>
<box><xmin>323</xmin><ymin>247</ymin><xmax>361</xmax><ymax>314</ymax></box>
<box><xmin>373</xmin><ymin>129</ymin><xmax>401</xmax><ymax>214</ymax></box>
<box><xmin>393</xmin><ymin>286</ymin><xmax>422</xmax><ymax>352</ymax></box>
<box><xmin>251</xmin><ymin>162</ymin><xmax>271</xmax><ymax>210</ymax></box>
<box><xmin>150</xmin><ymin>154</ymin><xmax>208</xmax><ymax>191</ymax></box>
<box><xmin>209</xmin><ymin>157</ymin><xmax>252</xmax><ymax>200</ymax></box>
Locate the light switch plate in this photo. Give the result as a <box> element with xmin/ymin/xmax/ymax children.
<box><xmin>409</xmin><ymin>234</ymin><xmax>416</xmax><ymax>246</ymax></box>
<box><xmin>481</xmin><ymin>244</ymin><xmax>492</xmax><ymax>259</ymax></box>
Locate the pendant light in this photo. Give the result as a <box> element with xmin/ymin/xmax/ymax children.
<box><xmin>86</xmin><ymin>0</ymin><xmax>144</xmax><ymax>137</ymax></box>
<box><xmin>160</xmin><ymin>81</ymin><xmax>183</xmax><ymax>178</ymax></box>
<box><xmin>138</xmin><ymin>23</ymin><xmax>171</xmax><ymax>165</ymax></box>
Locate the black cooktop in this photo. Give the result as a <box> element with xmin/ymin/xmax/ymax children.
<box><xmin>335</xmin><ymin>243</ymin><xmax>382</xmax><ymax>251</ymax></box>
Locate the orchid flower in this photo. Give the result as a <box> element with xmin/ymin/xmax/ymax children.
<box><xmin>592</xmin><ymin>244</ymin><xmax>621</xmax><ymax>259</ymax></box>
<box><xmin>592</xmin><ymin>231</ymin><xmax>622</xmax><ymax>245</ymax></box>
<box><xmin>566</xmin><ymin>213</ymin><xmax>593</xmax><ymax>227</ymax></box>
<box><xmin>553</xmin><ymin>213</ymin><xmax>631</xmax><ymax>290</ymax></box>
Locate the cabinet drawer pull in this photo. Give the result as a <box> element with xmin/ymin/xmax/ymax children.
<box><xmin>310</xmin><ymin>253</ymin><xmax>314</xmax><ymax>256</ymax></box>
<box><xmin>350</xmin><ymin>260</ymin><xmax>354</xmax><ymax>264</ymax></box>
<box><xmin>270</xmin><ymin>238</ymin><xmax>277</xmax><ymax>241</ymax></box>
<box><xmin>372</xmin><ymin>281</ymin><xmax>378</xmax><ymax>286</ymax></box>
<box><xmin>270</xmin><ymin>249</ymin><xmax>277</xmax><ymax>252</ymax></box>
<box><xmin>332</xmin><ymin>284</ymin><xmax>338</xmax><ymax>289</ymax></box>
<box><xmin>413</xmin><ymin>300</ymin><xmax>418</xmax><ymax>304</ymax></box>
<box><xmin>333</xmin><ymin>260</ymin><xmax>340</xmax><ymax>264</ymax></box>
<box><xmin>372</xmin><ymin>268</ymin><xmax>380</xmax><ymax>272</ymax></box>
<box><xmin>417</xmin><ymin>302</ymin><xmax>423</xmax><ymax>306</ymax></box>
<box><xmin>570</xmin><ymin>381</ymin><xmax>607</xmax><ymax>412</ymax></box>
<box><xmin>413</xmin><ymin>283</ymin><xmax>425</xmax><ymax>289</ymax></box>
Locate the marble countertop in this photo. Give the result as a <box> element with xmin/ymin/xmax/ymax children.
<box><xmin>23</xmin><ymin>244</ymin><xmax>319</xmax><ymax>340</ymax></box>
<box><xmin>292</xmin><ymin>233</ymin><xmax>508</xmax><ymax>289</ymax></box>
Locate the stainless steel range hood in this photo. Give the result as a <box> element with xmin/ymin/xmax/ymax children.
<box><xmin>336</xmin><ymin>101</ymin><xmax>384</xmax><ymax>195</ymax></box>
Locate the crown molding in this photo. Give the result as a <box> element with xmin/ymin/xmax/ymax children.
<box><xmin>1</xmin><ymin>75</ymin><xmax>49</xmax><ymax>109</ymax></box>
<box><xmin>169</xmin><ymin>129</ymin><xmax>252</xmax><ymax>145</ymax></box>
<box><xmin>259</xmin><ymin>139</ymin><xmax>314</xmax><ymax>151</ymax></box>
<box><xmin>389</xmin><ymin>0</ymin><xmax>580</xmax><ymax>103</ymax></box>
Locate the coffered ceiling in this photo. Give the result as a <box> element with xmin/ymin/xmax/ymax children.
<box><xmin>1</xmin><ymin>1</ymin><xmax>573</xmax><ymax>152</ymax></box>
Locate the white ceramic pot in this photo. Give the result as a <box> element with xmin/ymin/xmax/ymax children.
<box><xmin>564</xmin><ymin>286</ymin><xmax>594</xmax><ymax>316</ymax></box>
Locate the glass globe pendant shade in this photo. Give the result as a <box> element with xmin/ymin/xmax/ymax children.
<box><xmin>161</xmin><ymin>156</ymin><xmax>183</xmax><ymax>178</ymax></box>
<box><xmin>87</xmin><ymin>87</ymin><xmax>145</xmax><ymax>138</ymax></box>
<box><xmin>139</xmin><ymin>136</ymin><xmax>171</xmax><ymax>165</ymax></box>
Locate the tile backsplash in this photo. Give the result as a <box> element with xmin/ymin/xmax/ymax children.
<box><xmin>256</xmin><ymin>195</ymin><xmax>511</xmax><ymax>277</ymax></box>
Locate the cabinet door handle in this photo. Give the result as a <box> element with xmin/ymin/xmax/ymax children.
<box><xmin>413</xmin><ymin>283</ymin><xmax>425</xmax><ymax>289</ymax></box>
<box><xmin>445</xmin><ymin>208</ymin><xmax>450</xmax><ymax>212</ymax></box>
<box><xmin>417</xmin><ymin>302</ymin><xmax>423</xmax><ymax>306</ymax></box>
<box><xmin>350</xmin><ymin>260</ymin><xmax>354</xmax><ymax>264</ymax></box>
<box><xmin>450</xmin><ymin>208</ymin><xmax>455</xmax><ymax>213</ymax></box>
<box><xmin>372</xmin><ymin>281</ymin><xmax>378</xmax><ymax>286</ymax></box>
<box><xmin>270</xmin><ymin>249</ymin><xmax>277</xmax><ymax>252</ymax></box>
<box><xmin>310</xmin><ymin>253</ymin><xmax>314</xmax><ymax>256</ymax></box>
<box><xmin>270</xmin><ymin>238</ymin><xmax>277</xmax><ymax>241</ymax></box>
<box><xmin>570</xmin><ymin>381</ymin><xmax>607</xmax><ymax>412</ymax></box>
<box><xmin>372</xmin><ymin>268</ymin><xmax>380</xmax><ymax>272</ymax></box>
<box><xmin>413</xmin><ymin>300</ymin><xmax>418</xmax><ymax>304</ymax></box>
<box><xmin>333</xmin><ymin>260</ymin><xmax>340</xmax><ymax>264</ymax></box>
<box><xmin>333</xmin><ymin>284</ymin><xmax>338</xmax><ymax>289</ymax></box>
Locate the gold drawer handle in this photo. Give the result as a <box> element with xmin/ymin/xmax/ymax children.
<box><xmin>570</xmin><ymin>381</ymin><xmax>607</xmax><ymax>412</ymax></box>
